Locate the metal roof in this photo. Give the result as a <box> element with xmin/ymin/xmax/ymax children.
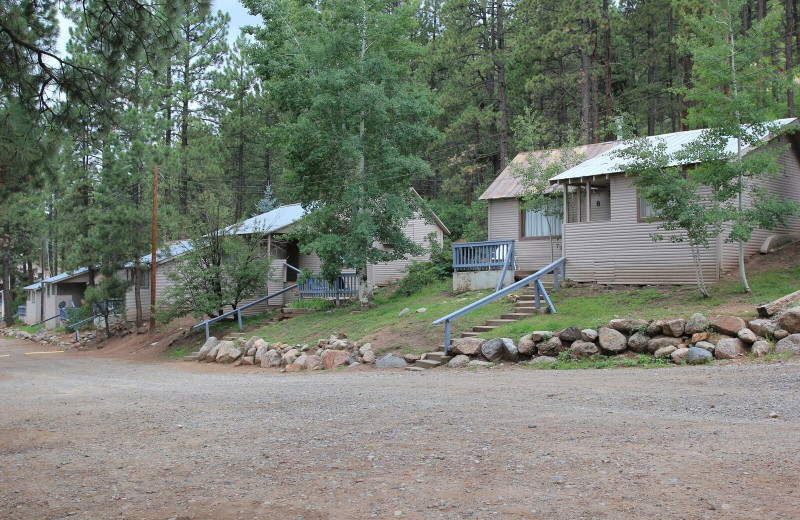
<box><xmin>125</xmin><ymin>240</ymin><xmax>194</xmax><ymax>268</ymax></box>
<box><xmin>227</xmin><ymin>203</ymin><xmax>307</xmax><ymax>236</ymax></box>
<box><xmin>24</xmin><ymin>267</ymin><xmax>89</xmax><ymax>291</ymax></box>
<box><xmin>480</xmin><ymin>142</ymin><xmax>619</xmax><ymax>200</ymax></box>
<box><xmin>550</xmin><ymin>118</ymin><xmax>797</xmax><ymax>182</ymax></box>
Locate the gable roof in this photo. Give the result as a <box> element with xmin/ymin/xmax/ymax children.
<box><xmin>125</xmin><ymin>240</ymin><xmax>194</xmax><ymax>268</ymax></box>
<box><xmin>550</xmin><ymin>118</ymin><xmax>798</xmax><ymax>183</ymax></box>
<box><xmin>480</xmin><ymin>142</ymin><xmax>619</xmax><ymax>200</ymax></box>
<box><xmin>24</xmin><ymin>268</ymin><xmax>89</xmax><ymax>291</ymax></box>
<box><xmin>229</xmin><ymin>203</ymin><xmax>307</xmax><ymax>236</ymax></box>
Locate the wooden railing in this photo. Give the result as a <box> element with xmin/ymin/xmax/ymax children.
<box><xmin>298</xmin><ymin>273</ymin><xmax>358</xmax><ymax>302</ymax></box>
<box><xmin>452</xmin><ymin>240</ymin><xmax>515</xmax><ymax>272</ymax></box>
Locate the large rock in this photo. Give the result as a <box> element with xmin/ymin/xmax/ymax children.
<box><xmin>374</xmin><ymin>354</ymin><xmax>408</xmax><ymax>368</ymax></box>
<box><xmin>197</xmin><ymin>337</ymin><xmax>219</xmax><ymax>361</ymax></box>
<box><xmin>663</xmin><ymin>319</ymin><xmax>686</xmax><ymax>338</ymax></box>
<box><xmin>751</xmin><ymin>340</ymin><xmax>770</xmax><ymax>357</ymax></box>
<box><xmin>481</xmin><ymin>338</ymin><xmax>518</xmax><ymax>362</ymax></box>
<box><xmin>687</xmin><ymin>347</ymin><xmax>713</xmax><ymax>365</ymax></box>
<box><xmin>558</xmin><ymin>327</ymin><xmax>582</xmax><ymax>343</ymax></box>
<box><xmin>450</xmin><ymin>337</ymin><xmax>485</xmax><ymax>356</ymax></box>
<box><xmin>205</xmin><ymin>343</ymin><xmax>220</xmax><ymax>363</ymax></box>
<box><xmin>261</xmin><ymin>349</ymin><xmax>281</xmax><ymax>368</ymax></box>
<box><xmin>241</xmin><ymin>356</ymin><xmax>255</xmax><ymax>366</ymax></box>
<box><xmin>447</xmin><ymin>355</ymin><xmax>470</xmax><ymax>368</ymax></box>
<box><xmin>774</xmin><ymin>329</ymin><xmax>789</xmax><ymax>340</ymax></box>
<box><xmin>570</xmin><ymin>341</ymin><xmax>599</xmax><ymax>359</ymax></box>
<box><xmin>646</xmin><ymin>320</ymin><xmax>663</xmax><ymax>337</ymax></box>
<box><xmin>608</xmin><ymin>319</ymin><xmax>648</xmax><ymax>334</ymax></box>
<box><xmin>322</xmin><ymin>349</ymin><xmax>349</xmax><ymax>370</ymax></box>
<box><xmin>737</xmin><ymin>328</ymin><xmax>757</xmax><ymax>344</ymax></box>
<box><xmin>627</xmin><ymin>331</ymin><xmax>651</xmax><ymax>353</ymax></box>
<box><xmin>671</xmin><ymin>348</ymin><xmax>690</xmax><ymax>364</ymax></box>
<box><xmin>598</xmin><ymin>327</ymin><xmax>627</xmax><ymax>354</ymax></box>
<box><xmin>305</xmin><ymin>354</ymin><xmax>322</xmax><ymax>370</ymax></box>
<box><xmin>293</xmin><ymin>353</ymin><xmax>309</xmax><ymax>368</ymax></box>
<box><xmin>215</xmin><ymin>341</ymin><xmax>241</xmax><ymax>363</ymax></box>
<box><xmin>362</xmin><ymin>350</ymin><xmax>376</xmax><ymax>364</ymax></box>
<box><xmin>685</xmin><ymin>313</ymin><xmax>709</xmax><ymax>335</ymax></box>
<box><xmin>654</xmin><ymin>345</ymin><xmax>677</xmax><ymax>359</ymax></box>
<box><xmin>776</xmin><ymin>307</ymin><xmax>800</xmax><ymax>334</ymax></box>
<box><xmin>468</xmin><ymin>360</ymin><xmax>493</xmax><ymax>367</ymax></box>
<box><xmin>690</xmin><ymin>332</ymin><xmax>709</xmax><ymax>344</ymax></box>
<box><xmin>694</xmin><ymin>341</ymin><xmax>715</xmax><ymax>352</ymax></box>
<box><xmin>775</xmin><ymin>334</ymin><xmax>800</xmax><ymax>356</ymax></box>
<box><xmin>527</xmin><ymin>331</ymin><xmax>552</xmax><ymax>342</ymax></box>
<box><xmin>647</xmin><ymin>336</ymin><xmax>682</xmax><ymax>354</ymax></box>
<box><xmin>712</xmin><ymin>316</ymin><xmax>746</xmax><ymax>336</ymax></box>
<box><xmin>281</xmin><ymin>348</ymin><xmax>300</xmax><ymax>367</ymax></box>
<box><xmin>245</xmin><ymin>336</ymin><xmax>258</xmax><ymax>351</ymax></box>
<box><xmin>517</xmin><ymin>335</ymin><xmax>537</xmax><ymax>356</ymax></box>
<box><xmin>747</xmin><ymin>319</ymin><xmax>777</xmax><ymax>338</ymax></box>
<box><xmin>536</xmin><ymin>336</ymin><xmax>564</xmax><ymax>357</ymax></box>
<box><xmin>358</xmin><ymin>343</ymin><xmax>373</xmax><ymax>354</ymax></box>
<box><xmin>581</xmin><ymin>329</ymin><xmax>598</xmax><ymax>342</ymax></box>
<box><xmin>714</xmin><ymin>338</ymin><xmax>746</xmax><ymax>359</ymax></box>
<box><xmin>530</xmin><ymin>356</ymin><xmax>558</xmax><ymax>364</ymax></box>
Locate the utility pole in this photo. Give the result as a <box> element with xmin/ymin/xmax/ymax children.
<box><xmin>150</xmin><ymin>165</ymin><xmax>158</xmax><ymax>331</ymax></box>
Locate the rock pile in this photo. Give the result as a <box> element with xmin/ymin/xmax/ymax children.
<box><xmin>0</xmin><ymin>327</ymin><xmax>78</xmax><ymax>349</ymax></box>
<box><xmin>448</xmin><ymin>308</ymin><xmax>800</xmax><ymax>366</ymax></box>
<box><xmin>195</xmin><ymin>333</ymin><xmax>398</xmax><ymax>371</ymax></box>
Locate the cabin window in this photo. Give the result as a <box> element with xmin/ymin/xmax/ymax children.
<box><xmin>637</xmin><ymin>194</ymin><xmax>661</xmax><ymax>221</ymax></box>
<box><xmin>522</xmin><ymin>207</ymin><xmax>562</xmax><ymax>238</ymax></box>
<box><xmin>565</xmin><ymin>182</ymin><xmax>611</xmax><ymax>223</ymax></box>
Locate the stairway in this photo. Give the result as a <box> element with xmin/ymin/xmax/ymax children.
<box><xmin>459</xmin><ymin>284</ymin><xmax>551</xmax><ymax>338</ymax></box>
<box><xmin>414</xmin><ymin>351</ymin><xmax>452</xmax><ymax>369</ymax></box>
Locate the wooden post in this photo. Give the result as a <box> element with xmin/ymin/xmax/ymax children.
<box><xmin>149</xmin><ymin>165</ymin><xmax>158</xmax><ymax>332</ymax></box>
<box><xmin>585</xmin><ymin>180</ymin><xmax>591</xmax><ymax>222</ymax></box>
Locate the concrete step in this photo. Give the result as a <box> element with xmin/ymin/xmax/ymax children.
<box><xmin>514</xmin><ymin>306</ymin><xmax>547</xmax><ymax>313</ymax></box>
<box><xmin>426</xmin><ymin>352</ymin><xmax>453</xmax><ymax>363</ymax></box>
<box><xmin>472</xmin><ymin>325</ymin><xmax>497</xmax><ymax>333</ymax></box>
<box><xmin>500</xmin><ymin>313</ymin><xmax>533</xmax><ymax>320</ymax></box>
<box><xmin>227</xmin><ymin>332</ymin><xmax>247</xmax><ymax>337</ymax></box>
<box><xmin>517</xmin><ymin>295</ymin><xmax>543</xmax><ymax>302</ymax></box>
<box><xmin>485</xmin><ymin>319</ymin><xmax>517</xmax><ymax>327</ymax></box>
<box><xmin>415</xmin><ymin>359</ymin><xmax>441</xmax><ymax>369</ymax></box>
<box><xmin>460</xmin><ymin>331</ymin><xmax>480</xmax><ymax>338</ymax></box>
<box><xmin>183</xmin><ymin>354</ymin><xmax>199</xmax><ymax>361</ymax></box>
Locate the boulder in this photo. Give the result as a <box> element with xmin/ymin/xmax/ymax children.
<box><xmin>361</xmin><ymin>350</ymin><xmax>376</xmax><ymax>364</ymax></box>
<box><xmin>416</xmin><ymin>307</ymin><xmax>428</xmax><ymax>313</ymax></box>
<box><xmin>403</xmin><ymin>353</ymin><xmax>421</xmax><ymax>363</ymax></box>
<box><xmin>751</xmin><ymin>340</ymin><xmax>770</xmax><ymax>358</ymax></box>
<box><xmin>581</xmin><ymin>329</ymin><xmax>598</xmax><ymax>342</ymax></box>
<box><xmin>305</xmin><ymin>354</ymin><xmax>322</xmax><ymax>370</ymax></box>
<box><xmin>358</xmin><ymin>343</ymin><xmax>373</xmax><ymax>354</ymax></box>
<box><xmin>281</xmin><ymin>348</ymin><xmax>300</xmax><ymax>367</ymax></box>
<box><xmin>775</xmin><ymin>334</ymin><xmax>800</xmax><ymax>356</ymax></box>
<box><xmin>284</xmin><ymin>363</ymin><xmax>302</xmax><ymax>373</ymax></box>
<box><xmin>468</xmin><ymin>360</ymin><xmax>493</xmax><ymax>367</ymax></box>
<box><xmin>685</xmin><ymin>313</ymin><xmax>709</xmax><ymax>335</ymax></box>
<box><xmin>671</xmin><ymin>347</ymin><xmax>690</xmax><ymax>364</ymax></box>
<box><xmin>481</xmin><ymin>338</ymin><xmax>518</xmax><ymax>362</ymax></box>
<box><xmin>690</xmin><ymin>332</ymin><xmax>709</xmax><ymax>344</ymax></box>
<box><xmin>608</xmin><ymin>319</ymin><xmax>648</xmax><ymax>334</ymax></box>
<box><xmin>322</xmin><ymin>349</ymin><xmax>349</xmax><ymax>370</ymax></box>
<box><xmin>694</xmin><ymin>341</ymin><xmax>715</xmax><ymax>352</ymax></box>
<box><xmin>241</xmin><ymin>356</ymin><xmax>255</xmax><ymax>366</ymax></box>
<box><xmin>215</xmin><ymin>341</ymin><xmax>241</xmax><ymax>363</ymax></box>
<box><xmin>246</xmin><ymin>347</ymin><xmax>257</xmax><ymax>357</ymax></box>
<box><xmin>293</xmin><ymin>353</ymin><xmax>308</xmax><ymax>368</ymax></box>
<box><xmin>530</xmin><ymin>356</ymin><xmax>558</xmax><ymax>364</ymax></box>
<box><xmin>687</xmin><ymin>347</ymin><xmax>713</xmax><ymax>365</ymax></box>
<box><xmin>654</xmin><ymin>345</ymin><xmax>677</xmax><ymax>359</ymax></box>
<box><xmin>748</xmin><ymin>319</ymin><xmax>777</xmax><ymax>338</ymax></box>
<box><xmin>647</xmin><ymin>336</ymin><xmax>682</xmax><ymax>354</ymax></box>
<box><xmin>714</xmin><ymin>338</ymin><xmax>746</xmax><ymax>359</ymax></box>
<box><xmin>245</xmin><ymin>337</ymin><xmax>258</xmax><ymax>351</ymax></box>
<box><xmin>346</xmin><ymin>350</ymin><xmax>360</xmax><ymax>365</ymax></box>
<box><xmin>536</xmin><ymin>336</ymin><xmax>564</xmax><ymax>357</ymax></box>
<box><xmin>526</xmin><ymin>331</ymin><xmax>552</xmax><ymax>342</ymax></box>
<box><xmin>261</xmin><ymin>349</ymin><xmax>281</xmax><ymax>368</ymax></box>
<box><xmin>447</xmin><ymin>355</ymin><xmax>470</xmax><ymax>368</ymax></box>
<box><xmin>598</xmin><ymin>327</ymin><xmax>627</xmax><ymax>354</ymax></box>
<box><xmin>374</xmin><ymin>354</ymin><xmax>408</xmax><ymax>368</ymax></box>
<box><xmin>450</xmin><ymin>337</ymin><xmax>485</xmax><ymax>356</ymax></box>
<box><xmin>517</xmin><ymin>334</ymin><xmax>537</xmax><ymax>356</ymax></box>
<box><xmin>398</xmin><ymin>308</ymin><xmax>410</xmax><ymax>317</ymax></box>
<box><xmin>776</xmin><ymin>307</ymin><xmax>800</xmax><ymax>334</ymax></box>
<box><xmin>646</xmin><ymin>320</ymin><xmax>663</xmax><ymax>337</ymax></box>
<box><xmin>712</xmin><ymin>315</ymin><xmax>746</xmax><ymax>336</ymax></box>
<box><xmin>569</xmin><ymin>341</ymin><xmax>599</xmax><ymax>359</ymax></box>
<box><xmin>663</xmin><ymin>319</ymin><xmax>686</xmax><ymax>337</ymax></box>
<box><xmin>627</xmin><ymin>331</ymin><xmax>651</xmax><ymax>353</ymax></box>
<box><xmin>737</xmin><ymin>328</ymin><xmax>757</xmax><ymax>344</ymax></box>
<box><xmin>558</xmin><ymin>326</ymin><xmax>582</xmax><ymax>343</ymax></box>
<box><xmin>197</xmin><ymin>337</ymin><xmax>219</xmax><ymax>361</ymax></box>
<box><xmin>774</xmin><ymin>329</ymin><xmax>789</xmax><ymax>340</ymax></box>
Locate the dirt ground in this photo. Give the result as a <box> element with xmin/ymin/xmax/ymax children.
<box><xmin>1</xmin><ymin>338</ymin><xmax>799</xmax><ymax>520</ymax></box>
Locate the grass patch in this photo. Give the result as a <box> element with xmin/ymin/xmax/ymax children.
<box><xmin>11</xmin><ymin>324</ymin><xmax>41</xmax><ymax>334</ymax></box>
<box><xmin>166</xmin><ymin>346</ymin><xmax>193</xmax><ymax>359</ymax></box>
<box><xmin>528</xmin><ymin>352</ymin><xmax>672</xmax><ymax>370</ymax></box>
<box><xmin>288</xmin><ymin>298</ymin><xmax>335</xmax><ymax>310</ymax></box>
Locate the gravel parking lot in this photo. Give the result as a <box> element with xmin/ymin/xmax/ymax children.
<box><xmin>1</xmin><ymin>337</ymin><xmax>799</xmax><ymax>520</ymax></box>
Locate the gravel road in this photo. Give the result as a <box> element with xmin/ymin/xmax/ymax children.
<box><xmin>1</xmin><ymin>337</ymin><xmax>799</xmax><ymax>520</ymax></box>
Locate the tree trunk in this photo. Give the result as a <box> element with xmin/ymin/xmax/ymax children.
<box><xmin>603</xmin><ymin>0</ymin><xmax>614</xmax><ymax>140</ymax></box>
<box><xmin>3</xmin><ymin>221</ymin><xmax>12</xmax><ymax>326</ymax></box>
<box><xmin>133</xmin><ymin>259</ymin><xmax>142</xmax><ymax>327</ymax></box>
<box><xmin>180</xmin><ymin>54</ymin><xmax>190</xmax><ymax>215</ymax></box>
<box><xmin>580</xmin><ymin>16</ymin><xmax>592</xmax><ymax>144</ymax></box>
<box><xmin>787</xmin><ymin>0</ymin><xmax>795</xmax><ymax>117</ymax></box>
<box><xmin>496</xmin><ymin>0</ymin><xmax>508</xmax><ymax>171</ymax></box>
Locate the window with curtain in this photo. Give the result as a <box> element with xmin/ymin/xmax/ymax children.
<box><xmin>522</xmin><ymin>208</ymin><xmax>562</xmax><ymax>237</ymax></box>
<box><xmin>638</xmin><ymin>195</ymin><xmax>661</xmax><ymax>220</ymax></box>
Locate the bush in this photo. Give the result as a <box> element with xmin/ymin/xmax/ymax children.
<box><xmin>394</xmin><ymin>241</ymin><xmax>452</xmax><ymax>297</ymax></box>
<box><xmin>289</xmin><ymin>298</ymin><xmax>334</xmax><ymax>310</ymax></box>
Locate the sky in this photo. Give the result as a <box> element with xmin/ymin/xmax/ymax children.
<box><xmin>55</xmin><ymin>1</ymin><xmax>262</xmax><ymax>57</ymax></box>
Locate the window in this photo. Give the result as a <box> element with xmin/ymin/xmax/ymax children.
<box><xmin>637</xmin><ymin>194</ymin><xmax>661</xmax><ymax>220</ymax></box>
<box><xmin>522</xmin><ymin>208</ymin><xmax>562</xmax><ymax>238</ymax></box>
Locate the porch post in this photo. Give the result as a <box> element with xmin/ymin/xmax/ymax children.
<box><xmin>562</xmin><ymin>182</ymin><xmax>568</xmax><ymax>256</ymax></box>
<box><xmin>585</xmin><ymin>179</ymin><xmax>591</xmax><ymax>222</ymax></box>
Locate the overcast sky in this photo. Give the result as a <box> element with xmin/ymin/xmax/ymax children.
<box><xmin>56</xmin><ymin>1</ymin><xmax>262</xmax><ymax>56</ymax></box>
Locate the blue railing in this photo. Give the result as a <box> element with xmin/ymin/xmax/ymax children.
<box><xmin>65</xmin><ymin>299</ymin><xmax>124</xmax><ymax>341</ymax></box>
<box><xmin>452</xmin><ymin>240</ymin><xmax>515</xmax><ymax>272</ymax></box>
<box><xmin>14</xmin><ymin>305</ymin><xmax>26</xmax><ymax>318</ymax></box>
<box><xmin>298</xmin><ymin>273</ymin><xmax>358</xmax><ymax>301</ymax></box>
<box><xmin>433</xmin><ymin>257</ymin><xmax>566</xmax><ymax>354</ymax></box>
<box><xmin>191</xmin><ymin>284</ymin><xmax>299</xmax><ymax>340</ymax></box>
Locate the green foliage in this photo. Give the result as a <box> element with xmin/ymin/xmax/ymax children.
<box><xmin>83</xmin><ymin>273</ymin><xmax>128</xmax><ymax>337</ymax></box>
<box><xmin>394</xmin><ymin>241</ymin><xmax>453</xmax><ymax>297</ymax></box>
<box><xmin>530</xmin><ymin>352</ymin><xmax>670</xmax><ymax>370</ymax></box>
<box><xmin>289</xmin><ymin>298</ymin><xmax>334</xmax><ymax>310</ymax></box>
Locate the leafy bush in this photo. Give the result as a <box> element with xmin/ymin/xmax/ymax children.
<box><xmin>394</xmin><ymin>241</ymin><xmax>453</xmax><ymax>297</ymax></box>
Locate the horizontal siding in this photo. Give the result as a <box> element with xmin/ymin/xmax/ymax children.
<box><xmin>489</xmin><ymin>198</ymin><xmax>562</xmax><ymax>272</ymax></box>
<box><xmin>564</xmin><ymin>175</ymin><xmax>718</xmax><ymax>284</ymax></box>
<box><xmin>123</xmin><ymin>266</ymin><xmax>172</xmax><ymax>322</ymax></box>
<box><xmin>369</xmin><ymin>214</ymin><xmax>443</xmax><ymax>287</ymax></box>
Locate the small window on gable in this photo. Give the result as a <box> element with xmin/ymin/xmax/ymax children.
<box><xmin>522</xmin><ymin>208</ymin><xmax>562</xmax><ymax>238</ymax></box>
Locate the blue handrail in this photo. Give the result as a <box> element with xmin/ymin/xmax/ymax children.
<box><xmin>433</xmin><ymin>257</ymin><xmax>567</xmax><ymax>353</ymax></box>
<box><xmin>191</xmin><ymin>284</ymin><xmax>299</xmax><ymax>339</ymax></box>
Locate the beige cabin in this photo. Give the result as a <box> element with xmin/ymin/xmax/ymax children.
<box><xmin>480</xmin><ymin>120</ymin><xmax>800</xmax><ymax>285</ymax></box>
<box><xmin>23</xmin><ymin>268</ymin><xmax>91</xmax><ymax>329</ymax></box>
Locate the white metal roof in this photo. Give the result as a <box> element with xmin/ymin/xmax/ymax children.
<box><xmin>550</xmin><ymin>118</ymin><xmax>797</xmax><ymax>182</ymax></box>
<box><xmin>125</xmin><ymin>240</ymin><xmax>194</xmax><ymax>268</ymax></box>
<box><xmin>24</xmin><ymin>267</ymin><xmax>89</xmax><ymax>291</ymax></box>
<box><xmin>227</xmin><ymin>203</ymin><xmax>307</xmax><ymax>236</ymax></box>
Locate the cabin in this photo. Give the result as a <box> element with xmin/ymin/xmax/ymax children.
<box><xmin>23</xmin><ymin>268</ymin><xmax>90</xmax><ymax>329</ymax></box>
<box><xmin>122</xmin><ymin>241</ymin><xmax>193</xmax><ymax>324</ymax></box>
<box><xmin>472</xmin><ymin>119</ymin><xmax>800</xmax><ymax>287</ymax></box>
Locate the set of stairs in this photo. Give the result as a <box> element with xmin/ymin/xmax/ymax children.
<box><xmin>413</xmin><ymin>351</ymin><xmax>451</xmax><ymax>369</ymax></box>
<box><xmin>460</xmin><ymin>283</ymin><xmax>552</xmax><ymax>339</ymax></box>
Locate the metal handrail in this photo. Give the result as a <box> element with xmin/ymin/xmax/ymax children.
<box><xmin>191</xmin><ymin>284</ymin><xmax>299</xmax><ymax>339</ymax></box>
<box><xmin>433</xmin><ymin>257</ymin><xmax>567</xmax><ymax>353</ymax></box>
<box><xmin>32</xmin><ymin>314</ymin><xmax>61</xmax><ymax>327</ymax></box>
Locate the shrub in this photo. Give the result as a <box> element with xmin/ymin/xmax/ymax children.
<box><xmin>394</xmin><ymin>242</ymin><xmax>453</xmax><ymax>297</ymax></box>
